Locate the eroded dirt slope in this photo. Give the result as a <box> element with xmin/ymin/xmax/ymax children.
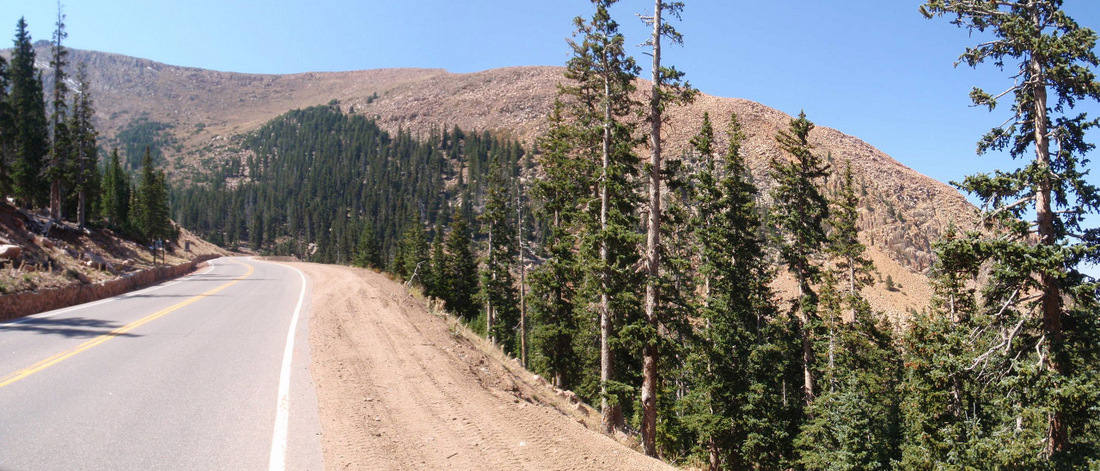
<box><xmin>298</xmin><ymin>262</ymin><xmax>672</xmax><ymax>471</ymax></box>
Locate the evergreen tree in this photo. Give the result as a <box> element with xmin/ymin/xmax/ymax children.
<box><xmin>354</xmin><ymin>220</ymin><xmax>381</xmax><ymax>269</ymax></box>
<box><xmin>682</xmin><ymin>113</ymin><xmax>801</xmax><ymax>469</ymax></box>
<box><xmin>47</xmin><ymin>5</ymin><xmax>69</xmax><ymax>222</ymax></box>
<box><xmin>249</xmin><ymin>210</ymin><xmax>264</xmax><ymax>251</ymax></box>
<box><xmin>396</xmin><ymin>221</ymin><xmax>430</xmax><ymax>285</ymax></box>
<box><xmin>769</xmin><ymin>110</ymin><xmax>830</xmax><ymax>405</ymax></box>
<box><xmin>794</xmin><ymin>156</ymin><xmax>903</xmax><ymax>470</ymax></box>
<box><xmin>69</xmin><ymin>63</ymin><xmax>98</xmax><ymax>229</ymax></box>
<box><xmin>0</xmin><ymin>50</ymin><xmax>11</xmax><ymax>196</ymax></box>
<box><xmin>795</xmin><ymin>302</ymin><xmax>902</xmax><ymax>471</ymax></box>
<box><xmin>100</xmin><ymin>148</ymin><xmax>131</xmax><ymax>227</ymax></box>
<box><xmin>425</xmin><ymin>224</ymin><xmax>445</xmax><ymax>297</ymax></box>
<box><xmin>479</xmin><ymin>150</ymin><xmax>518</xmax><ymax>349</ymax></box>
<box><xmin>899</xmin><ymin>226</ymin><xmax>984</xmax><ymax>469</ymax></box>
<box><xmin>563</xmin><ymin>0</ymin><xmax>643</xmax><ymax>433</ymax></box>
<box><xmin>921</xmin><ymin>0</ymin><xmax>1100</xmax><ymax>463</ymax></box>
<box><xmin>9</xmin><ymin>18</ymin><xmax>49</xmax><ymax>208</ymax></box>
<box><xmin>530</xmin><ymin>99</ymin><xmax>586</xmax><ymax>390</ymax></box>
<box><xmin>638</xmin><ymin>0</ymin><xmax>696</xmax><ymax>455</ymax></box>
<box><xmin>441</xmin><ymin>211</ymin><xmax>478</xmax><ymax>321</ymax></box>
<box><xmin>134</xmin><ymin>147</ymin><xmax>172</xmax><ymax>243</ymax></box>
<box><xmin>828</xmin><ymin>161</ymin><xmax>874</xmax><ymax>322</ymax></box>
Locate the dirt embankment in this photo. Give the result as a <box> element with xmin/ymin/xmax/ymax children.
<box><xmin>297</xmin><ymin>262</ymin><xmax>673</xmax><ymax>471</ymax></box>
<box><xmin>0</xmin><ymin>201</ymin><xmax>225</xmax><ymax>297</ymax></box>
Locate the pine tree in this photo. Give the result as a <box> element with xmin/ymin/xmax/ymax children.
<box><xmin>793</xmin><ymin>157</ymin><xmax>903</xmax><ymax>470</ymax></box>
<box><xmin>922</xmin><ymin>0</ymin><xmax>1100</xmax><ymax>462</ymax></box>
<box><xmin>795</xmin><ymin>305</ymin><xmax>902</xmax><ymax>471</ymax></box>
<box><xmin>564</xmin><ymin>0</ymin><xmax>643</xmax><ymax>433</ymax></box>
<box><xmin>769</xmin><ymin>110</ymin><xmax>830</xmax><ymax>406</ymax></box>
<box><xmin>100</xmin><ymin>148</ymin><xmax>130</xmax><ymax>227</ymax></box>
<box><xmin>638</xmin><ymin>0</ymin><xmax>696</xmax><ymax>455</ymax></box>
<box><xmin>0</xmin><ymin>50</ymin><xmax>11</xmax><ymax>196</ymax></box>
<box><xmin>425</xmin><ymin>224</ymin><xmax>445</xmax><ymax>297</ymax></box>
<box><xmin>479</xmin><ymin>150</ymin><xmax>518</xmax><ymax>349</ymax></box>
<box><xmin>354</xmin><ymin>220</ymin><xmax>381</xmax><ymax>269</ymax></box>
<box><xmin>682</xmin><ymin>113</ymin><xmax>801</xmax><ymax>469</ymax></box>
<box><xmin>396</xmin><ymin>221</ymin><xmax>430</xmax><ymax>285</ymax></box>
<box><xmin>530</xmin><ymin>99</ymin><xmax>586</xmax><ymax>390</ymax></box>
<box><xmin>47</xmin><ymin>5</ymin><xmax>69</xmax><ymax>222</ymax></box>
<box><xmin>899</xmin><ymin>226</ymin><xmax>983</xmax><ymax>468</ymax></box>
<box><xmin>250</xmin><ymin>210</ymin><xmax>264</xmax><ymax>251</ymax></box>
<box><xmin>441</xmin><ymin>211</ymin><xmax>478</xmax><ymax>321</ymax></box>
<box><xmin>828</xmin><ymin>161</ymin><xmax>874</xmax><ymax>322</ymax></box>
<box><xmin>516</xmin><ymin>179</ymin><xmax>530</xmax><ymax>367</ymax></box>
<box><xmin>9</xmin><ymin>18</ymin><xmax>49</xmax><ymax>209</ymax></box>
<box><xmin>134</xmin><ymin>147</ymin><xmax>172</xmax><ymax>243</ymax></box>
<box><xmin>70</xmin><ymin>63</ymin><xmax>98</xmax><ymax>229</ymax></box>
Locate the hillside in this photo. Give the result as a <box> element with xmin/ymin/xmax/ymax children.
<box><xmin>6</xmin><ymin>44</ymin><xmax>979</xmax><ymax>317</ymax></box>
<box><xmin>0</xmin><ymin>200</ymin><xmax>225</xmax><ymax>298</ymax></box>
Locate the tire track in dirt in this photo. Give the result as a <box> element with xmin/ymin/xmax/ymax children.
<box><xmin>294</xmin><ymin>262</ymin><xmax>674</xmax><ymax>470</ymax></box>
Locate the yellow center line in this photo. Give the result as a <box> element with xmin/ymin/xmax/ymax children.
<box><xmin>0</xmin><ymin>260</ymin><xmax>255</xmax><ymax>389</ymax></box>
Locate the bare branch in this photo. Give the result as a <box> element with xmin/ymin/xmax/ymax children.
<box><xmin>1003</xmin><ymin>312</ymin><xmax>1027</xmax><ymax>354</ymax></box>
<box><xmin>1036</xmin><ymin>333</ymin><xmax>1047</xmax><ymax>370</ymax></box>
<box><xmin>986</xmin><ymin>196</ymin><xmax>1036</xmax><ymax>220</ymax></box>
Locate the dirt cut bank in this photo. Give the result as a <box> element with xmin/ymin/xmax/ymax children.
<box><xmin>296</xmin><ymin>262</ymin><xmax>674</xmax><ymax>471</ymax></box>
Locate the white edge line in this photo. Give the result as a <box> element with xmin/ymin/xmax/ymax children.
<box><xmin>1</xmin><ymin>262</ymin><xmax>219</xmax><ymax>326</ymax></box>
<box><xmin>268</xmin><ymin>261</ymin><xmax>307</xmax><ymax>471</ymax></box>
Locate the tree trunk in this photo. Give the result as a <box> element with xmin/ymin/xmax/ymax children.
<box><xmin>50</xmin><ymin>180</ymin><xmax>61</xmax><ymax>222</ymax></box>
<box><xmin>641</xmin><ymin>0</ymin><xmax>663</xmax><ymax>458</ymax></box>
<box><xmin>708</xmin><ymin>436</ymin><xmax>720</xmax><ymax>471</ymax></box>
<box><xmin>518</xmin><ymin>190</ymin><xmax>527</xmax><ymax>367</ymax></box>
<box><xmin>798</xmin><ymin>266</ymin><xmax>815</xmax><ymax>405</ymax></box>
<box><xmin>77</xmin><ymin>189</ymin><xmax>85</xmax><ymax>230</ymax></box>
<box><xmin>1031</xmin><ymin>45</ymin><xmax>1066</xmax><ymax>455</ymax></box>
<box><xmin>848</xmin><ymin>256</ymin><xmax>856</xmax><ymax>323</ymax></box>
<box><xmin>487</xmin><ymin>228</ymin><xmax>496</xmax><ymax>345</ymax></box>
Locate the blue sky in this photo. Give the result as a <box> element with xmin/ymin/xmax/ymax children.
<box><xmin>2</xmin><ymin>0</ymin><xmax>1099</xmax><ymax>193</ymax></box>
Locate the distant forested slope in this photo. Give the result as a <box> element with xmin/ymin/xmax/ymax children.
<box><xmin>171</xmin><ymin>104</ymin><xmax>527</xmax><ymax>264</ymax></box>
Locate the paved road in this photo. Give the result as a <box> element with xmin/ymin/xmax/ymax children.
<box><xmin>0</xmin><ymin>257</ymin><xmax>323</xmax><ymax>471</ymax></box>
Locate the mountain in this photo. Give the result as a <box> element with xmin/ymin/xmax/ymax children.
<box><xmin>9</xmin><ymin>44</ymin><xmax>977</xmax><ymax>317</ymax></box>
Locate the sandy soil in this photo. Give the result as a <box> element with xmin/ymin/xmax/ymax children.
<box><xmin>295</xmin><ymin>262</ymin><xmax>673</xmax><ymax>471</ymax></box>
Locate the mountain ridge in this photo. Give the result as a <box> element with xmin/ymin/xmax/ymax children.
<box><xmin>5</xmin><ymin>45</ymin><xmax>978</xmax><ymax>317</ymax></box>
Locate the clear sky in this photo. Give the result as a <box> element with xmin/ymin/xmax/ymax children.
<box><xmin>2</xmin><ymin>0</ymin><xmax>1099</xmax><ymax>194</ymax></box>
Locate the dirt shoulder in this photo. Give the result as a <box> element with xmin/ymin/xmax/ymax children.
<box><xmin>295</xmin><ymin>262</ymin><xmax>673</xmax><ymax>471</ymax></box>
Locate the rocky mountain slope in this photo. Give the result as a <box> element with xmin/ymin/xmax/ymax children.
<box><xmin>10</xmin><ymin>44</ymin><xmax>978</xmax><ymax>317</ymax></box>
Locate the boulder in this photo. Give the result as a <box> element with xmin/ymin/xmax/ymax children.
<box><xmin>36</xmin><ymin>236</ymin><xmax>54</xmax><ymax>249</ymax></box>
<box><xmin>83</xmin><ymin>252</ymin><xmax>113</xmax><ymax>271</ymax></box>
<box><xmin>0</xmin><ymin>244</ymin><xmax>21</xmax><ymax>260</ymax></box>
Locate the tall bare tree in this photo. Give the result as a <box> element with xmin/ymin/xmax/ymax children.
<box><xmin>639</xmin><ymin>0</ymin><xmax>695</xmax><ymax>457</ymax></box>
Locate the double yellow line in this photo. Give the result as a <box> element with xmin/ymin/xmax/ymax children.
<box><xmin>0</xmin><ymin>261</ymin><xmax>254</xmax><ymax>389</ymax></box>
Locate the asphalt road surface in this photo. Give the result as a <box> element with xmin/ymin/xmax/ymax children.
<box><xmin>0</xmin><ymin>257</ymin><xmax>323</xmax><ymax>471</ymax></box>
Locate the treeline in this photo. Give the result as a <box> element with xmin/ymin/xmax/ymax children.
<box><xmin>0</xmin><ymin>13</ymin><xmax>173</xmax><ymax>243</ymax></box>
